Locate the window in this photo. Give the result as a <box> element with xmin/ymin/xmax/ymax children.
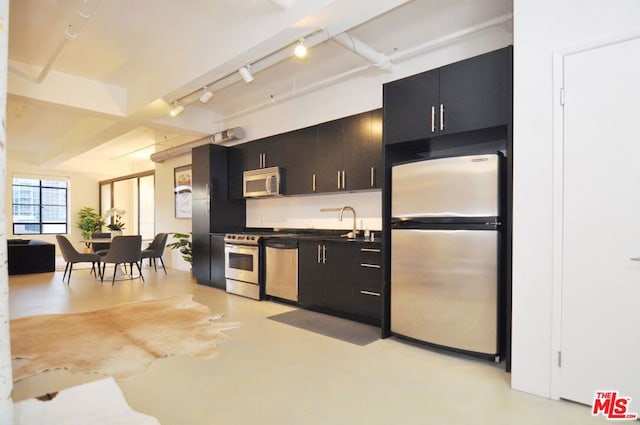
<box><xmin>100</xmin><ymin>171</ymin><xmax>154</xmax><ymax>240</ymax></box>
<box><xmin>12</xmin><ymin>176</ymin><xmax>69</xmax><ymax>234</ymax></box>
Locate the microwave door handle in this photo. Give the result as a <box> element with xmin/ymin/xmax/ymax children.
<box><xmin>265</xmin><ymin>175</ymin><xmax>273</xmax><ymax>194</ymax></box>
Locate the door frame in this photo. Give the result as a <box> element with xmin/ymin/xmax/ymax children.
<box><xmin>550</xmin><ymin>31</ymin><xmax>640</xmax><ymax>400</ymax></box>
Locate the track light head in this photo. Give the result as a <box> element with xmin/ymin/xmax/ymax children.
<box><xmin>238</xmin><ymin>65</ymin><xmax>254</xmax><ymax>83</ymax></box>
<box><xmin>199</xmin><ymin>87</ymin><xmax>213</xmax><ymax>104</ymax></box>
<box><xmin>169</xmin><ymin>102</ymin><xmax>185</xmax><ymax>117</ymax></box>
<box><xmin>294</xmin><ymin>38</ymin><xmax>307</xmax><ymax>58</ymax></box>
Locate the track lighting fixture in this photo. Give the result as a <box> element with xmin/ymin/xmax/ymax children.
<box><xmin>294</xmin><ymin>38</ymin><xmax>307</xmax><ymax>58</ymax></box>
<box><xmin>167</xmin><ymin>31</ymin><xmax>323</xmax><ymax>117</ymax></box>
<box><xmin>169</xmin><ymin>102</ymin><xmax>185</xmax><ymax>117</ymax></box>
<box><xmin>199</xmin><ymin>87</ymin><xmax>213</xmax><ymax>104</ymax></box>
<box><xmin>238</xmin><ymin>65</ymin><xmax>254</xmax><ymax>83</ymax></box>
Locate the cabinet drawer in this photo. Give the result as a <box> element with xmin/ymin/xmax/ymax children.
<box><xmin>358</xmin><ymin>245</ymin><xmax>382</xmax><ymax>267</ymax></box>
<box><xmin>354</xmin><ymin>285</ymin><xmax>382</xmax><ymax>325</ymax></box>
<box><xmin>356</xmin><ymin>265</ymin><xmax>382</xmax><ymax>291</ymax></box>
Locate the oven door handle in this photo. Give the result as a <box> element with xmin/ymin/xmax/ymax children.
<box><xmin>225</xmin><ymin>244</ymin><xmax>259</xmax><ymax>255</ymax></box>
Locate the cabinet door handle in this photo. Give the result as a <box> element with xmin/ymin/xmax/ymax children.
<box><xmin>431</xmin><ymin>105</ymin><xmax>436</xmax><ymax>133</ymax></box>
<box><xmin>341</xmin><ymin>170</ymin><xmax>346</xmax><ymax>189</ymax></box>
<box><xmin>322</xmin><ymin>245</ymin><xmax>327</xmax><ymax>264</ymax></box>
<box><xmin>317</xmin><ymin>244</ymin><xmax>321</xmax><ymax>263</ymax></box>
<box><xmin>312</xmin><ymin>174</ymin><xmax>316</xmax><ymax>192</ymax></box>
<box><xmin>360</xmin><ymin>263</ymin><xmax>381</xmax><ymax>269</ymax></box>
<box><xmin>439</xmin><ymin>104</ymin><xmax>444</xmax><ymax>131</ymax></box>
<box><xmin>370</xmin><ymin>167</ymin><xmax>375</xmax><ymax>187</ymax></box>
<box><xmin>337</xmin><ymin>171</ymin><xmax>341</xmax><ymax>189</ymax></box>
<box><xmin>360</xmin><ymin>290</ymin><xmax>381</xmax><ymax>297</ymax></box>
<box><xmin>361</xmin><ymin>248</ymin><xmax>381</xmax><ymax>253</ymax></box>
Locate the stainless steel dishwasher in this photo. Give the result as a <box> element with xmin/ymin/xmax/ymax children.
<box><xmin>265</xmin><ymin>238</ymin><xmax>298</xmax><ymax>302</ymax></box>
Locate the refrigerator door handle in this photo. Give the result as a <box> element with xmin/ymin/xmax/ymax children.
<box><xmin>431</xmin><ymin>105</ymin><xmax>436</xmax><ymax>133</ymax></box>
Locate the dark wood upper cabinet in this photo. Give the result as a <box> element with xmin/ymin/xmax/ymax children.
<box><xmin>439</xmin><ymin>46</ymin><xmax>511</xmax><ymax>135</ymax></box>
<box><xmin>342</xmin><ymin>110</ymin><xmax>382</xmax><ymax>190</ymax></box>
<box><xmin>236</xmin><ymin>109</ymin><xmax>382</xmax><ymax>197</ymax></box>
<box><xmin>383</xmin><ymin>46</ymin><xmax>512</xmax><ymax>145</ymax></box>
<box><xmin>284</xmin><ymin>126</ymin><xmax>318</xmax><ymax>196</ymax></box>
<box><xmin>383</xmin><ymin>70</ymin><xmax>439</xmax><ymax>144</ymax></box>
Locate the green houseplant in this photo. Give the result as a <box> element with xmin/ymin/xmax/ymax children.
<box><xmin>166</xmin><ymin>232</ymin><xmax>193</xmax><ymax>266</ymax></box>
<box><xmin>77</xmin><ymin>207</ymin><xmax>104</xmax><ymax>241</ymax></box>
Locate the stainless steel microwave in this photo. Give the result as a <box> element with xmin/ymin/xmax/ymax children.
<box><xmin>243</xmin><ymin>166</ymin><xmax>283</xmax><ymax>197</ymax></box>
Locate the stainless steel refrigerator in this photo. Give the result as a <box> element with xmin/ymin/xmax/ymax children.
<box><xmin>390</xmin><ymin>153</ymin><xmax>501</xmax><ymax>358</ymax></box>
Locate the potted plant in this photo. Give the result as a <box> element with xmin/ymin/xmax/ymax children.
<box><xmin>103</xmin><ymin>208</ymin><xmax>126</xmax><ymax>235</ymax></box>
<box><xmin>166</xmin><ymin>232</ymin><xmax>193</xmax><ymax>267</ymax></box>
<box><xmin>77</xmin><ymin>207</ymin><xmax>104</xmax><ymax>248</ymax></box>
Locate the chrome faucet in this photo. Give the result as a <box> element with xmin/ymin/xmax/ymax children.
<box><xmin>339</xmin><ymin>206</ymin><xmax>357</xmax><ymax>239</ymax></box>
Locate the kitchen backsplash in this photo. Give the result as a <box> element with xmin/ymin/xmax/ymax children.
<box><xmin>246</xmin><ymin>191</ymin><xmax>382</xmax><ymax>231</ymax></box>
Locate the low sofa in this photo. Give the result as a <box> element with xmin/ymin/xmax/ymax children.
<box><xmin>7</xmin><ymin>239</ymin><xmax>56</xmax><ymax>275</ymax></box>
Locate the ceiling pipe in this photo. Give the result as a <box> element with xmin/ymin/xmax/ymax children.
<box><xmin>332</xmin><ymin>32</ymin><xmax>393</xmax><ymax>71</ymax></box>
<box><xmin>391</xmin><ymin>13</ymin><xmax>513</xmax><ymax>62</ymax></box>
<box><xmin>36</xmin><ymin>0</ymin><xmax>102</xmax><ymax>83</ymax></box>
<box><xmin>218</xmin><ymin>65</ymin><xmax>371</xmax><ymax>122</ymax></box>
<box><xmin>150</xmin><ymin>127</ymin><xmax>244</xmax><ymax>162</ymax></box>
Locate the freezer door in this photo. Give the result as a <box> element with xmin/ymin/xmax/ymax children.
<box><xmin>391</xmin><ymin>229</ymin><xmax>498</xmax><ymax>355</ymax></box>
<box><xmin>391</xmin><ymin>154</ymin><xmax>499</xmax><ymax>219</ymax></box>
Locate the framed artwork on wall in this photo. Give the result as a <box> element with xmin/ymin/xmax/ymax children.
<box><xmin>174</xmin><ymin>165</ymin><xmax>192</xmax><ymax>218</ymax></box>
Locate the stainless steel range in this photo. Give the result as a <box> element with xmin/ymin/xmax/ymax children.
<box><xmin>224</xmin><ymin>233</ymin><xmax>264</xmax><ymax>300</ymax></box>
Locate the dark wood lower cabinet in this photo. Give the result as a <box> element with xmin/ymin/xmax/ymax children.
<box><xmin>298</xmin><ymin>239</ymin><xmax>382</xmax><ymax>326</ymax></box>
<box><xmin>298</xmin><ymin>241</ymin><xmax>324</xmax><ymax>308</ymax></box>
<box><xmin>210</xmin><ymin>233</ymin><xmax>226</xmax><ymax>289</ymax></box>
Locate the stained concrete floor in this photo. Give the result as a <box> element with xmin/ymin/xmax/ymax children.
<box><xmin>8</xmin><ymin>266</ymin><xmax>607</xmax><ymax>425</ymax></box>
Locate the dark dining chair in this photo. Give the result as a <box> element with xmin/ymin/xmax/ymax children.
<box><xmin>56</xmin><ymin>235</ymin><xmax>102</xmax><ymax>284</ymax></box>
<box><xmin>99</xmin><ymin>235</ymin><xmax>144</xmax><ymax>285</ymax></box>
<box><xmin>91</xmin><ymin>232</ymin><xmax>111</xmax><ymax>256</ymax></box>
<box><xmin>140</xmin><ymin>233</ymin><xmax>169</xmax><ymax>274</ymax></box>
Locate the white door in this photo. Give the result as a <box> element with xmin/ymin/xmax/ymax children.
<box><xmin>561</xmin><ymin>37</ymin><xmax>640</xmax><ymax>405</ymax></box>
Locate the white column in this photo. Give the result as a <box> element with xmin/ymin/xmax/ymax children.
<box><xmin>0</xmin><ymin>0</ymin><xmax>13</xmax><ymax>423</ymax></box>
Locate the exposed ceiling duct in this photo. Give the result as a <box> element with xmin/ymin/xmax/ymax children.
<box><xmin>150</xmin><ymin>127</ymin><xmax>244</xmax><ymax>162</ymax></box>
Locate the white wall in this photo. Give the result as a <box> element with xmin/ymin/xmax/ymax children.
<box><xmin>511</xmin><ymin>0</ymin><xmax>640</xmax><ymax>398</ymax></box>
<box><xmin>246</xmin><ymin>191</ymin><xmax>382</xmax><ymax>231</ymax></box>
<box><xmin>153</xmin><ymin>153</ymin><xmax>192</xmax><ymax>271</ymax></box>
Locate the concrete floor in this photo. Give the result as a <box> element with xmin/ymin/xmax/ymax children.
<box><xmin>8</xmin><ymin>266</ymin><xmax>606</xmax><ymax>425</ymax></box>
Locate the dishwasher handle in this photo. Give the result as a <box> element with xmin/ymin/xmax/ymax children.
<box><xmin>264</xmin><ymin>239</ymin><xmax>298</xmax><ymax>249</ymax></box>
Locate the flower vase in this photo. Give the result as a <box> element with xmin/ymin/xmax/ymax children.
<box><xmin>110</xmin><ymin>230</ymin><xmax>123</xmax><ymax>237</ymax></box>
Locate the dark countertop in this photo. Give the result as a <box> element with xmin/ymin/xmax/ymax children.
<box><xmin>250</xmin><ymin>228</ymin><xmax>382</xmax><ymax>244</ymax></box>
